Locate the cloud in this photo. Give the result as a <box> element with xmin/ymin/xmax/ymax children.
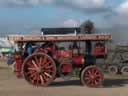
<box><xmin>56</xmin><ymin>0</ymin><xmax>109</xmax><ymax>14</ymax></box>
<box><xmin>0</xmin><ymin>0</ymin><xmax>104</xmax><ymax>7</ymax></box>
<box><xmin>111</xmin><ymin>0</ymin><xmax>128</xmax><ymax>25</ymax></box>
<box><xmin>0</xmin><ymin>0</ymin><xmax>54</xmax><ymax>6</ymax></box>
<box><xmin>62</xmin><ymin>0</ymin><xmax>104</xmax><ymax>9</ymax></box>
<box><xmin>63</xmin><ymin>19</ymin><xmax>80</xmax><ymax>27</ymax></box>
<box><xmin>100</xmin><ymin>0</ymin><xmax>128</xmax><ymax>43</ymax></box>
<box><xmin>0</xmin><ymin>0</ymin><xmax>109</xmax><ymax>14</ymax></box>
<box><xmin>0</xmin><ymin>0</ymin><xmax>105</xmax><ymax>9</ymax></box>
<box><xmin>116</xmin><ymin>0</ymin><xmax>128</xmax><ymax>15</ymax></box>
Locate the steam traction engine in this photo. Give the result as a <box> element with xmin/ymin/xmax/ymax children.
<box><xmin>8</xmin><ymin>23</ymin><xmax>112</xmax><ymax>87</ymax></box>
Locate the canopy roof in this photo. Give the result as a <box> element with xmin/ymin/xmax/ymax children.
<box><xmin>8</xmin><ymin>34</ymin><xmax>112</xmax><ymax>42</ymax></box>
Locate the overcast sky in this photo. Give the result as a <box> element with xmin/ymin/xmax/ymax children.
<box><xmin>0</xmin><ymin>0</ymin><xmax>128</xmax><ymax>43</ymax></box>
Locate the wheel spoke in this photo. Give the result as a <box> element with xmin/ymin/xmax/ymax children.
<box><xmin>40</xmin><ymin>75</ymin><xmax>44</xmax><ymax>85</ymax></box>
<box><xmin>44</xmin><ymin>72</ymin><xmax>52</xmax><ymax>78</ymax></box>
<box><xmin>42</xmin><ymin>56</ymin><xmax>47</xmax><ymax>65</ymax></box>
<box><xmin>90</xmin><ymin>80</ymin><xmax>94</xmax><ymax>86</ymax></box>
<box><xmin>95</xmin><ymin>71</ymin><xmax>102</xmax><ymax>77</ymax></box>
<box><xmin>84</xmin><ymin>76</ymin><xmax>90</xmax><ymax>80</ymax></box>
<box><xmin>45</xmin><ymin>64</ymin><xmax>54</xmax><ymax>69</ymax></box>
<box><xmin>41</xmin><ymin>61</ymin><xmax>50</xmax><ymax>68</ymax></box>
<box><xmin>94</xmin><ymin>80</ymin><xmax>98</xmax><ymax>86</ymax></box>
<box><xmin>26</xmin><ymin>61</ymin><xmax>33</xmax><ymax>67</ymax></box>
<box><xmin>86</xmin><ymin>79</ymin><xmax>92</xmax><ymax>85</ymax></box>
<box><xmin>32</xmin><ymin>60</ymin><xmax>38</xmax><ymax>69</ymax></box>
<box><xmin>45</xmin><ymin>69</ymin><xmax>53</xmax><ymax>73</ymax></box>
<box><xmin>25</xmin><ymin>70</ymin><xmax>35</xmax><ymax>75</ymax></box>
<box><xmin>39</xmin><ymin>57</ymin><xmax>42</xmax><ymax>65</ymax></box>
<box><xmin>42</xmin><ymin>73</ymin><xmax>48</xmax><ymax>82</ymax></box>
<box><xmin>92</xmin><ymin>69</ymin><xmax>96</xmax><ymax>74</ymax></box>
<box><xmin>28</xmin><ymin>67</ymin><xmax>37</xmax><ymax>71</ymax></box>
<box><xmin>85</xmin><ymin>72</ymin><xmax>90</xmax><ymax>77</ymax></box>
<box><xmin>28</xmin><ymin>73</ymin><xmax>37</xmax><ymax>80</ymax></box>
<box><xmin>34</xmin><ymin>56</ymin><xmax>39</xmax><ymax>65</ymax></box>
<box><xmin>32</xmin><ymin>74</ymin><xmax>38</xmax><ymax>80</ymax></box>
<box><xmin>87</xmin><ymin>70</ymin><xmax>92</xmax><ymax>76</ymax></box>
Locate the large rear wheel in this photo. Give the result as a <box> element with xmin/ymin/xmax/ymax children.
<box><xmin>22</xmin><ymin>53</ymin><xmax>56</xmax><ymax>87</ymax></box>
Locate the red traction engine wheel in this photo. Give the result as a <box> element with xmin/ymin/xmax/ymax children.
<box><xmin>22</xmin><ymin>53</ymin><xmax>56</xmax><ymax>87</ymax></box>
<box><xmin>80</xmin><ymin>65</ymin><xmax>103</xmax><ymax>87</ymax></box>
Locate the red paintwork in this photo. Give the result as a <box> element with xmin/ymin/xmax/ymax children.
<box><xmin>33</xmin><ymin>45</ymin><xmax>84</xmax><ymax>68</ymax></box>
<box><xmin>14</xmin><ymin>54</ymin><xmax>22</xmax><ymax>78</ymax></box>
<box><xmin>56</xmin><ymin>50</ymin><xmax>72</xmax><ymax>58</ymax></box>
<box><xmin>93</xmin><ymin>43</ymin><xmax>106</xmax><ymax>57</ymax></box>
<box><xmin>72</xmin><ymin>55</ymin><xmax>84</xmax><ymax>66</ymax></box>
<box><xmin>61</xmin><ymin>64</ymin><xmax>71</xmax><ymax>73</ymax></box>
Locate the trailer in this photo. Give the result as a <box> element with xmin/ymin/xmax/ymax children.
<box><xmin>105</xmin><ymin>44</ymin><xmax>128</xmax><ymax>75</ymax></box>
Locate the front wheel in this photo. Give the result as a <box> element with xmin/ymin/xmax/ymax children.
<box><xmin>80</xmin><ymin>65</ymin><xmax>103</xmax><ymax>87</ymax></box>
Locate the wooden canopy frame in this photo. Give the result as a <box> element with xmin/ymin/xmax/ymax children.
<box><xmin>8</xmin><ymin>34</ymin><xmax>112</xmax><ymax>42</ymax></box>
